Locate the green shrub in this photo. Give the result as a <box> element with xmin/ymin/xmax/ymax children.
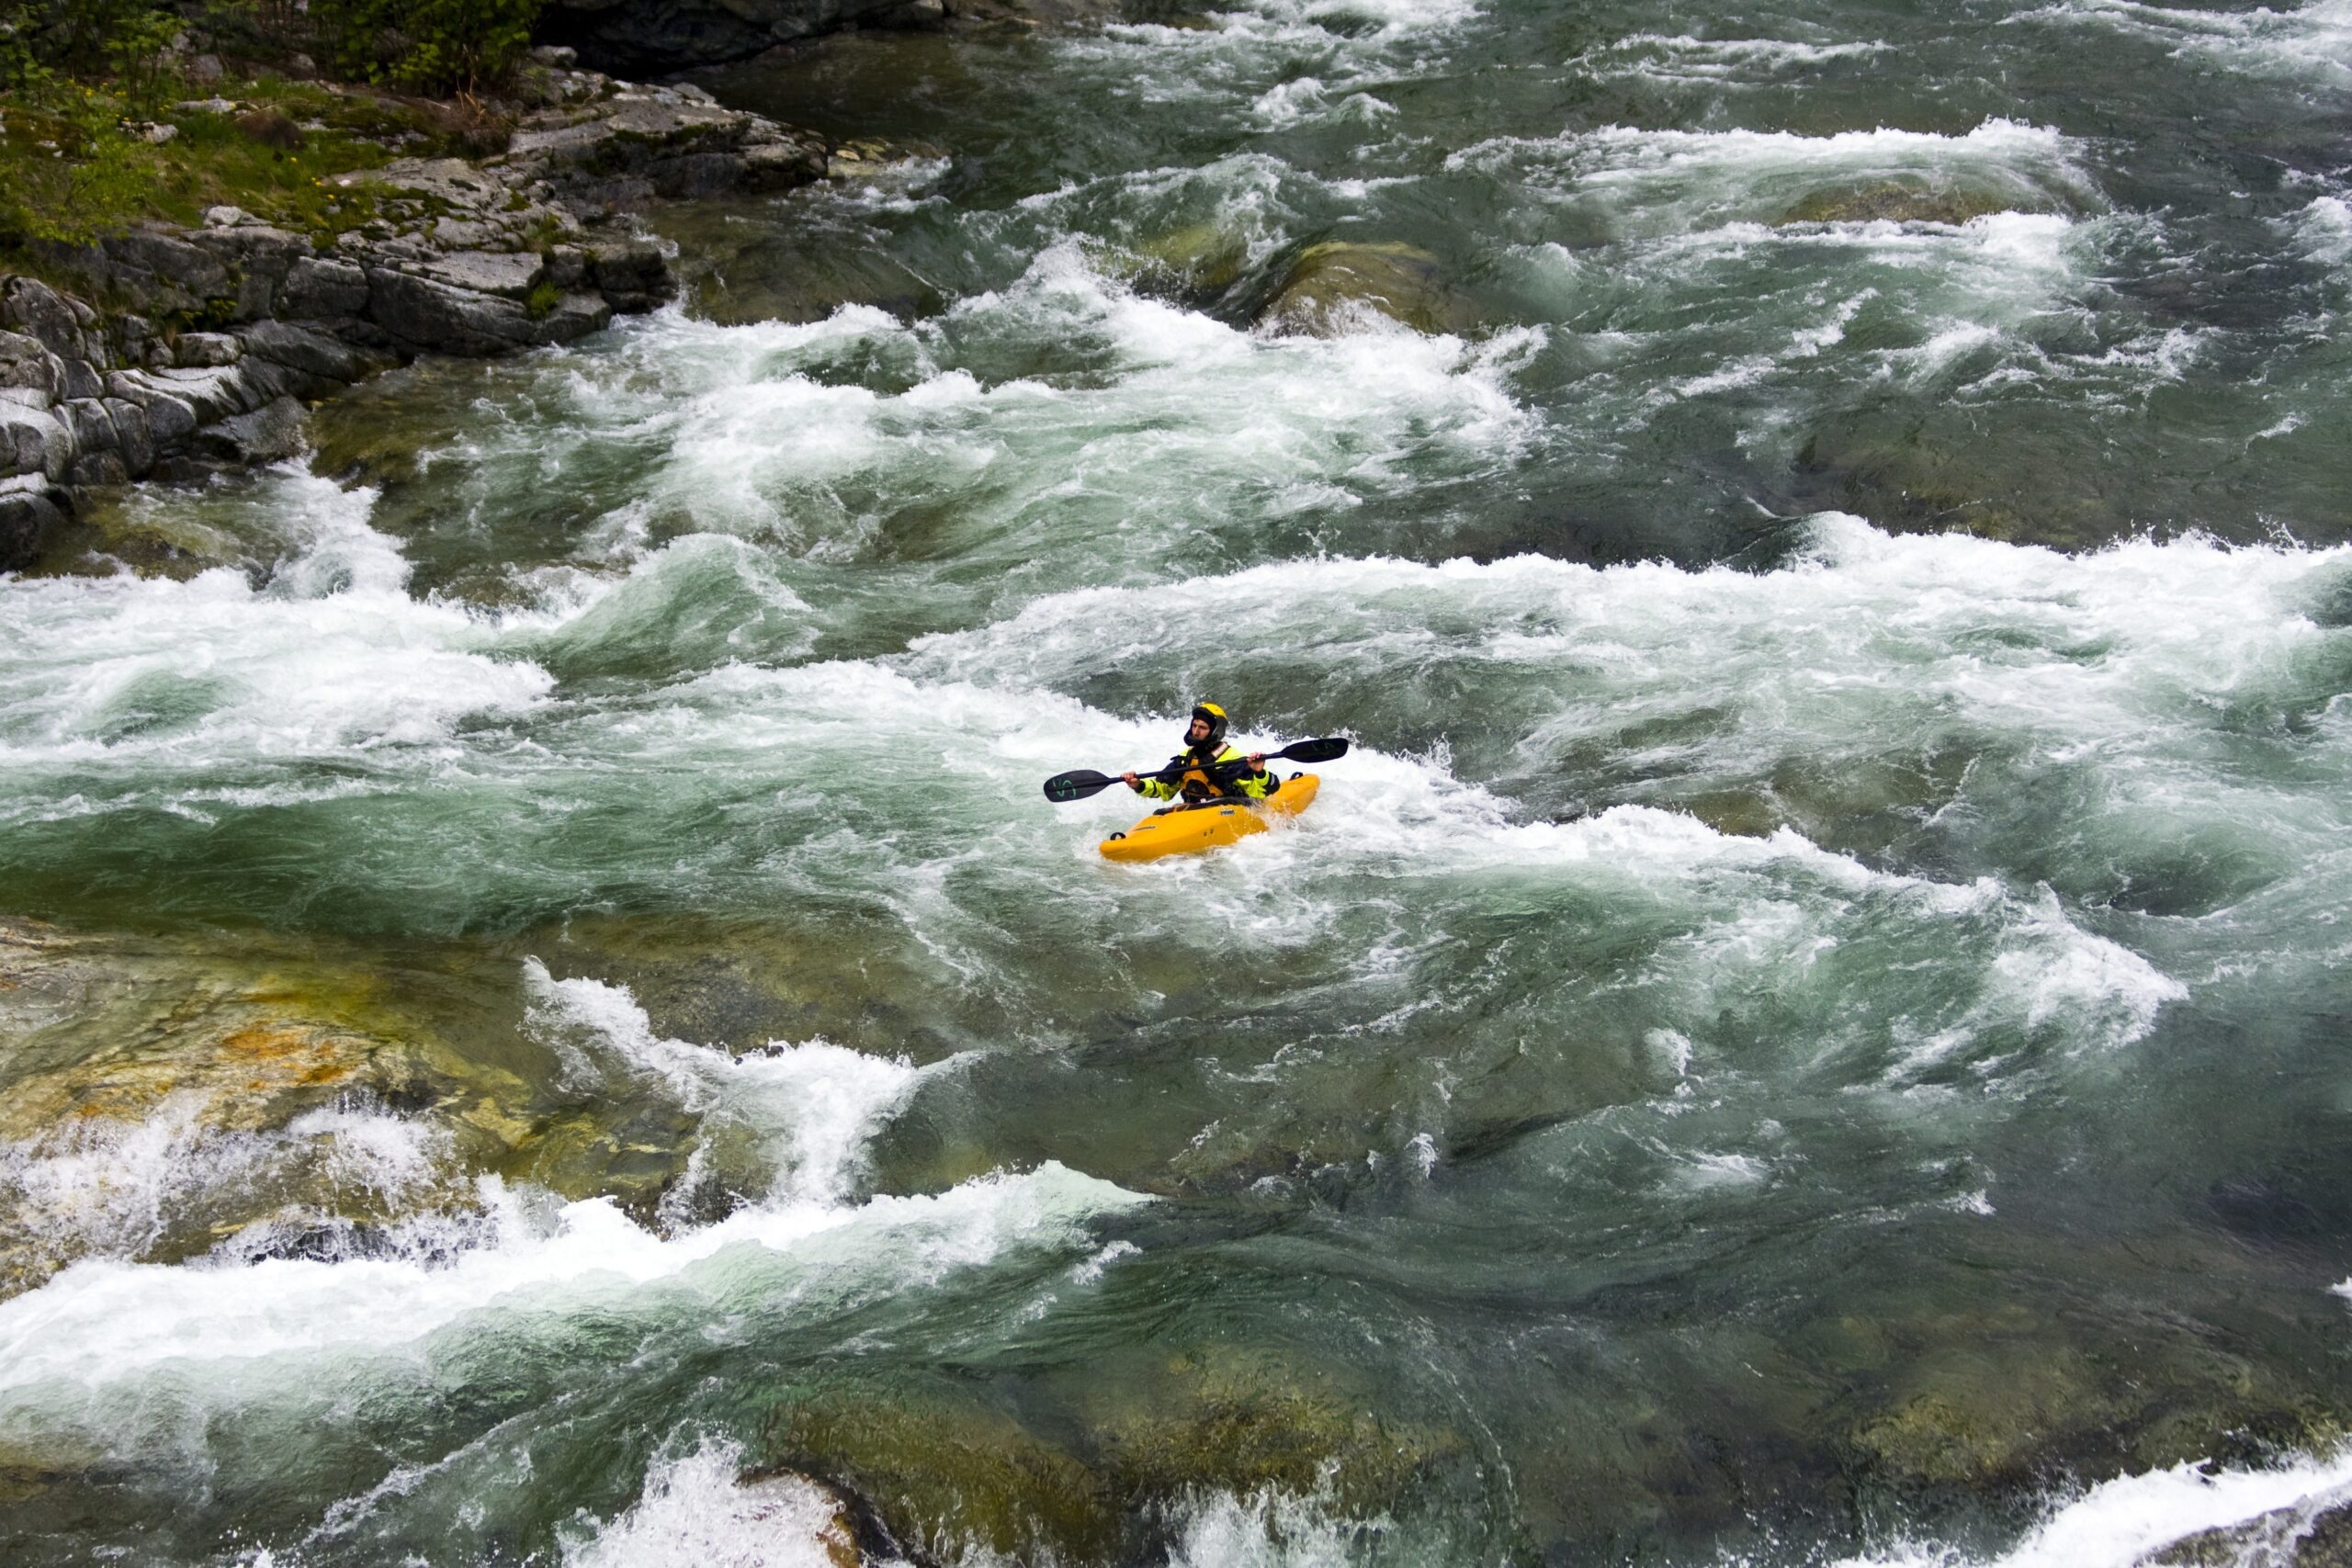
<box><xmin>314</xmin><ymin>0</ymin><xmax>541</xmax><ymax>96</ymax></box>
<box><xmin>103</xmin><ymin>4</ymin><xmax>181</xmax><ymax>113</ymax></box>
<box><xmin>3</xmin><ymin>0</ymin><xmax>169</xmax><ymax>79</ymax></box>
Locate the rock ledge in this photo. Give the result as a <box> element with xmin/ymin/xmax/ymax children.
<box><xmin>1</xmin><ymin>57</ymin><xmax>833</xmax><ymax>572</ymax></box>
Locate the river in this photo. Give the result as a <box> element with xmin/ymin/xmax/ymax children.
<box><xmin>4</xmin><ymin>0</ymin><xmax>2352</xmax><ymax>1563</ymax></box>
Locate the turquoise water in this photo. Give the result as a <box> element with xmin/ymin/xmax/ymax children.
<box><xmin>5</xmin><ymin>1</ymin><xmax>2352</xmax><ymax>1563</ymax></box>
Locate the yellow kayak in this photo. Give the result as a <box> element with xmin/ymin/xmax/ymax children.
<box><xmin>1100</xmin><ymin>774</ymin><xmax>1320</xmax><ymax>863</ymax></box>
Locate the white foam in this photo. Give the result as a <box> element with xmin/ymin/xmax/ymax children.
<box><xmin>2290</xmin><ymin>194</ymin><xmax>2352</xmax><ymax>265</ymax></box>
<box><xmin>0</xmin><ymin>1094</ymin><xmax>451</xmax><ymax>1280</ymax></box>
<box><xmin>2018</xmin><ymin>0</ymin><xmax>2352</xmax><ymax>86</ymax></box>
<box><xmin>1509</xmin><ymin>203</ymin><xmax>2114</xmax><ymax>423</ymax></box>
<box><xmin>522</xmin><ymin>960</ymin><xmax>943</xmax><ymax>1209</ymax></box>
<box><xmin>1830</xmin><ymin>1450</ymin><xmax>2352</xmax><ymax>1568</ymax></box>
<box><xmin>0</xmin><ymin>1159</ymin><xmax>1144</xmax><ymax>1392</ymax></box>
<box><xmin>1164</xmin><ymin>1484</ymin><xmax>1399</xmax><ymax>1568</ymax></box>
<box><xmin>419</xmin><ymin>247</ymin><xmax>1529</xmax><ymax>587</ymax></box>
<box><xmin>565</xmin><ymin>1438</ymin><xmax>907</xmax><ymax>1568</ymax></box>
<box><xmin>1588</xmin><ymin>31</ymin><xmax>1893</xmax><ymax>84</ymax></box>
<box><xmin>0</xmin><ymin>471</ymin><xmax>555</xmax><ymax>780</ymax></box>
<box><xmin>1449</xmin><ymin>118</ymin><xmax>2100</xmax><ymax>241</ymax></box>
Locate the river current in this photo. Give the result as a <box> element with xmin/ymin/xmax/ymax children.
<box><xmin>4</xmin><ymin>0</ymin><xmax>2352</xmax><ymax>1563</ymax></box>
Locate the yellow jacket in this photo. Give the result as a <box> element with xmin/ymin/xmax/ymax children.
<box><xmin>1139</xmin><ymin>743</ymin><xmax>1274</xmax><ymax>803</ymax></box>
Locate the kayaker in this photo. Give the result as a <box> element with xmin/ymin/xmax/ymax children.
<box><xmin>1123</xmin><ymin>702</ymin><xmax>1275</xmax><ymax>805</ymax></box>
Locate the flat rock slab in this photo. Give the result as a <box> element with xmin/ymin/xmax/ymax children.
<box><xmin>419</xmin><ymin>251</ymin><xmax>548</xmax><ymax>299</ymax></box>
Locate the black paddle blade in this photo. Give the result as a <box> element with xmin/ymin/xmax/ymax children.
<box><xmin>1275</xmin><ymin>737</ymin><xmax>1350</xmax><ymax>765</ymax></box>
<box><xmin>1044</xmin><ymin>769</ymin><xmax>1121</xmax><ymax>803</ymax></box>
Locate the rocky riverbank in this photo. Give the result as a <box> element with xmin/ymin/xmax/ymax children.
<box><xmin>0</xmin><ymin>51</ymin><xmax>834</xmax><ymax>573</ymax></box>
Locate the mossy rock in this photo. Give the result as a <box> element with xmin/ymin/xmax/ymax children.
<box><xmin>1257</xmin><ymin>241</ymin><xmax>1464</xmax><ymax>337</ymax></box>
<box><xmin>756</xmin><ymin>1389</ymin><xmax>1121</xmax><ymax>1562</ymax></box>
<box><xmin>1839</xmin><ymin>1322</ymin><xmax>2352</xmax><ymax>1517</ymax></box>
<box><xmin>1792</xmin><ymin>428</ymin><xmax>2125</xmax><ymax>550</ymax></box>
<box><xmin>0</xmin><ymin>1432</ymin><xmax>104</xmax><ymax>1507</ymax></box>
<box><xmin>755</xmin><ymin>1349</ymin><xmax>1461</xmax><ymax>1561</ymax></box>
<box><xmin>1116</xmin><ymin>221</ymin><xmax>1251</xmax><ymax>295</ymax></box>
<box><xmin>1778</xmin><ymin>182</ymin><xmax>2020</xmax><ymax>227</ymax></box>
<box><xmin>505</xmin><ymin>1103</ymin><xmax>702</xmax><ymax>1224</ymax></box>
<box><xmin>0</xmin><ymin>917</ymin><xmax>718</xmax><ymax>1294</ymax></box>
<box><xmin>1075</xmin><ymin>1343</ymin><xmax>1464</xmax><ymax>1509</ymax></box>
<box><xmin>525</xmin><ymin>909</ymin><xmax>967</xmax><ymax>1060</ymax></box>
<box><xmin>1675</xmin><ymin>789</ymin><xmax>1785</xmax><ymax>840</ymax></box>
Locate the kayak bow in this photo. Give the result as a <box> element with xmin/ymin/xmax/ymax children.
<box><xmin>1098</xmin><ymin>774</ymin><xmax>1320</xmax><ymax>863</ymax></box>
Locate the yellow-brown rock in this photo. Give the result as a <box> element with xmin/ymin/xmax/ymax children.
<box><xmin>1258</xmin><ymin>241</ymin><xmax>1460</xmax><ymax>337</ymax></box>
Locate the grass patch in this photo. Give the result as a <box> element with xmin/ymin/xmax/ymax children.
<box><xmin>0</xmin><ymin>70</ymin><xmax>503</xmax><ymax>273</ymax></box>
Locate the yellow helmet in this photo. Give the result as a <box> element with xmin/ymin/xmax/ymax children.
<box><xmin>1189</xmin><ymin>701</ymin><xmax>1228</xmax><ymax>748</ymax></box>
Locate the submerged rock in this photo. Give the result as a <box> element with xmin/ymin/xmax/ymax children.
<box><xmin>0</xmin><ymin>1433</ymin><xmax>105</xmax><ymax>1507</ymax></box>
<box><xmin>2147</xmin><ymin>1496</ymin><xmax>2352</xmax><ymax>1567</ymax></box>
<box><xmin>1256</xmin><ymin>241</ymin><xmax>1464</xmax><ymax>337</ymax></box>
<box><xmin>1102</xmin><ymin>221</ymin><xmax>1252</xmax><ymax>300</ymax></box>
<box><xmin>1834</xmin><ymin>1302</ymin><xmax>2352</xmax><ymax>1525</ymax></box>
<box><xmin>1078</xmin><ymin>1343</ymin><xmax>1464</xmax><ymax>1508</ymax></box>
<box><xmin>752</xmin><ymin>1344</ymin><xmax>1464</xmax><ymax>1562</ymax></box>
<box><xmin>0</xmin><ymin>916</ymin><xmax>754</xmax><ymax>1295</ymax></box>
<box><xmin>1791</xmin><ymin>425</ymin><xmax>2127</xmax><ymax>551</ymax></box>
<box><xmin>759</xmin><ymin>1390</ymin><xmax>1121</xmax><ymax>1562</ymax></box>
<box><xmin>1777</xmin><ymin>181</ymin><xmax>2021</xmax><ymax>227</ymax></box>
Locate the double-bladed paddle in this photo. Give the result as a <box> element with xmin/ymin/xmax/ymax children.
<box><xmin>1042</xmin><ymin>738</ymin><xmax>1351</xmax><ymax>803</ymax></box>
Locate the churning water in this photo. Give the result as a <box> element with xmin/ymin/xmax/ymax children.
<box><xmin>5</xmin><ymin>0</ymin><xmax>2352</xmax><ymax>1563</ymax></box>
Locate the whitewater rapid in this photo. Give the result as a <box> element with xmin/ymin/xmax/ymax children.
<box><xmin>9</xmin><ymin>0</ymin><xmax>2352</xmax><ymax>1560</ymax></box>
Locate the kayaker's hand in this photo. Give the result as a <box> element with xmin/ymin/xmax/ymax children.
<box><xmin>1247</xmin><ymin>752</ymin><xmax>1265</xmax><ymax>770</ymax></box>
<box><xmin>1122</xmin><ymin>771</ymin><xmax>1142</xmax><ymax>790</ymax></box>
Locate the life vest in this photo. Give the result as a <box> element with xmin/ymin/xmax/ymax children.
<box><xmin>1140</xmin><ymin>743</ymin><xmax>1273</xmax><ymax>804</ymax></box>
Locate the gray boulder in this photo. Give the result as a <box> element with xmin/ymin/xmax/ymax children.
<box><xmin>67</xmin><ymin>449</ymin><xmax>130</xmax><ymax>487</ymax></box>
<box><xmin>59</xmin><ymin>399</ymin><xmax>117</xmax><ymax>457</ymax></box>
<box><xmin>278</xmin><ymin>258</ymin><xmax>372</xmax><ymax>321</ymax></box>
<box><xmin>365</xmin><ymin>268</ymin><xmax>544</xmax><ymax>355</ymax></box>
<box><xmin>196</xmin><ymin>395</ymin><xmax>307</xmax><ymax>466</ymax></box>
<box><xmin>240</xmin><ymin>320</ymin><xmax>380</xmax><ymax>386</ymax></box>
<box><xmin>1</xmin><ymin>279</ymin><xmax>92</xmax><ymax>363</ymax></box>
<box><xmin>149</xmin><ymin>365</ymin><xmax>261</xmax><ymax>423</ymax></box>
<box><xmin>188</xmin><ymin>225</ymin><xmax>312</xmax><ymax>321</ymax></box>
<box><xmin>56</xmin><ymin>357</ymin><xmax>104</xmax><ymax>400</ymax></box>
<box><xmin>0</xmin><ymin>331</ymin><xmax>60</xmax><ymax>398</ymax></box>
<box><xmin>174</xmin><ymin>333</ymin><xmax>242</xmax><ymax>368</ymax></box>
<box><xmin>0</xmin><ymin>477</ymin><xmax>67</xmax><ymax>572</ymax></box>
<box><xmin>105</xmin><ymin>374</ymin><xmax>200</xmax><ymax>451</ymax></box>
<box><xmin>103</xmin><ymin>399</ymin><xmax>156</xmax><ymax>476</ymax></box>
<box><xmin>0</xmin><ymin>404</ymin><xmax>74</xmax><ymax>481</ymax></box>
<box><xmin>419</xmin><ymin>250</ymin><xmax>547</xmax><ymax>300</ymax></box>
<box><xmin>96</xmin><ymin>231</ymin><xmax>235</xmax><ymax>314</ymax></box>
<box><xmin>587</xmin><ymin>237</ymin><xmax>674</xmax><ymax>310</ymax></box>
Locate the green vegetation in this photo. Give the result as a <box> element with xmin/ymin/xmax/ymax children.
<box><xmin>0</xmin><ymin>0</ymin><xmax>542</xmax><ymax>262</ymax></box>
<box><xmin>315</xmin><ymin>0</ymin><xmax>541</xmax><ymax>96</ymax></box>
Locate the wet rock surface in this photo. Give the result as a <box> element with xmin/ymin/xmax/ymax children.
<box><xmin>1255</xmin><ymin>241</ymin><xmax>1468</xmax><ymax>337</ymax></box>
<box><xmin>0</xmin><ymin>62</ymin><xmax>835</xmax><ymax>573</ymax></box>
<box><xmin>0</xmin><ymin>915</ymin><xmax>748</xmax><ymax>1299</ymax></box>
<box><xmin>2147</xmin><ymin>1498</ymin><xmax>2352</xmax><ymax>1566</ymax></box>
